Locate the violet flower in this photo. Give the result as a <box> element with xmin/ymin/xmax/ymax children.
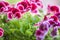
<box><xmin>35</xmin><ymin>30</ymin><xmax>45</xmax><ymax>40</ymax></box>
<box><xmin>35</xmin><ymin>15</ymin><xmax>60</xmax><ymax>40</ymax></box>
<box><xmin>50</xmin><ymin>27</ymin><xmax>58</xmax><ymax>37</ymax></box>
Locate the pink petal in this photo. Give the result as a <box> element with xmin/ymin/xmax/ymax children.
<box><xmin>15</xmin><ymin>12</ymin><xmax>21</xmax><ymax>19</ymax></box>
<box><xmin>0</xmin><ymin>28</ymin><xmax>4</xmax><ymax>32</ymax></box>
<box><xmin>7</xmin><ymin>12</ymin><xmax>13</xmax><ymax>19</ymax></box>
<box><xmin>0</xmin><ymin>31</ymin><xmax>3</xmax><ymax>37</ymax></box>
<box><xmin>31</xmin><ymin>3</ymin><xmax>37</xmax><ymax>11</ymax></box>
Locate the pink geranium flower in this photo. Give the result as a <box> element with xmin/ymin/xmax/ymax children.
<box><xmin>0</xmin><ymin>1</ymin><xmax>9</xmax><ymax>12</ymax></box>
<box><xmin>16</xmin><ymin>1</ymin><xmax>31</xmax><ymax>13</ymax></box>
<box><xmin>30</xmin><ymin>3</ymin><xmax>37</xmax><ymax>13</ymax></box>
<box><xmin>0</xmin><ymin>31</ymin><xmax>3</xmax><ymax>37</ymax></box>
<box><xmin>30</xmin><ymin>0</ymin><xmax>43</xmax><ymax>8</ymax></box>
<box><xmin>16</xmin><ymin>0</ymin><xmax>43</xmax><ymax>14</ymax></box>
<box><xmin>55</xmin><ymin>12</ymin><xmax>60</xmax><ymax>21</ymax></box>
<box><xmin>0</xmin><ymin>28</ymin><xmax>4</xmax><ymax>37</ymax></box>
<box><xmin>47</xmin><ymin>5</ymin><xmax>59</xmax><ymax>14</ymax></box>
<box><xmin>7</xmin><ymin>8</ymin><xmax>21</xmax><ymax>19</ymax></box>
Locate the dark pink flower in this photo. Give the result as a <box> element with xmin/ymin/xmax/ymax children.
<box><xmin>0</xmin><ymin>7</ymin><xmax>5</xmax><ymax>12</ymax></box>
<box><xmin>39</xmin><ymin>21</ymin><xmax>49</xmax><ymax>31</ymax></box>
<box><xmin>55</xmin><ymin>12</ymin><xmax>60</xmax><ymax>21</ymax></box>
<box><xmin>31</xmin><ymin>3</ymin><xmax>37</xmax><ymax>11</ymax></box>
<box><xmin>48</xmin><ymin>5</ymin><xmax>59</xmax><ymax>13</ymax></box>
<box><xmin>16</xmin><ymin>1</ymin><xmax>31</xmax><ymax>13</ymax></box>
<box><xmin>17</xmin><ymin>5</ymin><xmax>24</xmax><ymax>11</ymax></box>
<box><xmin>0</xmin><ymin>1</ymin><xmax>9</xmax><ymax>12</ymax></box>
<box><xmin>30</xmin><ymin>0</ymin><xmax>43</xmax><ymax>8</ymax></box>
<box><xmin>0</xmin><ymin>31</ymin><xmax>3</xmax><ymax>37</ymax></box>
<box><xmin>18</xmin><ymin>2</ymin><xmax>27</xmax><ymax>9</ymax></box>
<box><xmin>48</xmin><ymin>20</ymin><xmax>59</xmax><ymax>28</ymax></box>
<box><xmin>36</xmin><ymin>30</ymin><xmax>44</xmax><ymax>36</ymax></box>
<box><xmin>50</xmin><ymin>6</ymin><xmax>59</xmax><ymax>12</ymax></box>
<box><xmin>7</xmin><ymin>12</ymin><xmax>13</xmax><ymax>19</ymax></box>
<box><xmin>48</xmin><ymin>15</ymin><xmax>60</xmax><ymax>27</ymax></box>
<box><xmin>50</xmin><ymin>15</ymin><xmax>58</xmax><ymax>22</ymax></box>
<box><xmin>29</xmin><ymin>0</ymin><xmax>43</xmax><ymax>13</ymax></box>
<box><xmin>14</xmin><ymin>12</ymin><xmax>21</xmax><ymax>19</ymax></box>
<box><xmin>49</xmin><ymin>20</ymin><xmax>55</xmax><ymax>25</ymax></box>
<box><xmin>8</xmin><ymin>8</ymin><xmax>19</xmax><ymax>14</ymax></box>
<box><xmin>35</xmin><ymin>29</ymin><xmax>48</xmax><ymax>40</ymax></box>
<box><xmin>31</xmin><ymin>3</ymin><xmax>37</xmax><ymax>13</ymax></box>
<box><xmin>7</xmin><ymin>8</ymin><xmax>21</xmax><ymax>19</ymax></box>
<box><xmin>17</xmin><ymin>5</ymin><xmax>25</xmax><ymax>13</ymax></box>
<box><xmin>0</xmin><ymin>28</ymin><xmax>4</xmax><ymax>37</ymax></box>
<box><xmin>43</xmin><ymin>15</ymin><xmax>48</xmax><ymax>21</ymax></box>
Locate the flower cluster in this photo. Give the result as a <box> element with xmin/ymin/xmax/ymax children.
<box><xmin>0</xmin><ymin>0</ymin><xmax>43</xmax><ymax>20</ymax></box>
<box><xmin>35</xmin><ymin>15</ymin><xmax>60</xmax><ymax>40</ymax></box>
<box><xmin>35</xmin><ymin>5</ymin><xmax>60</xmax><ymax>40</ymax></box>
<box><xmin>47</xmin><ymin>5</ymin><xmax>60</xmax><ymax>21</ymax></box>
<box><xmin>16</xmin><ymin>0</ymin><xmax>43</xmax><ymax>14</ymax></box>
